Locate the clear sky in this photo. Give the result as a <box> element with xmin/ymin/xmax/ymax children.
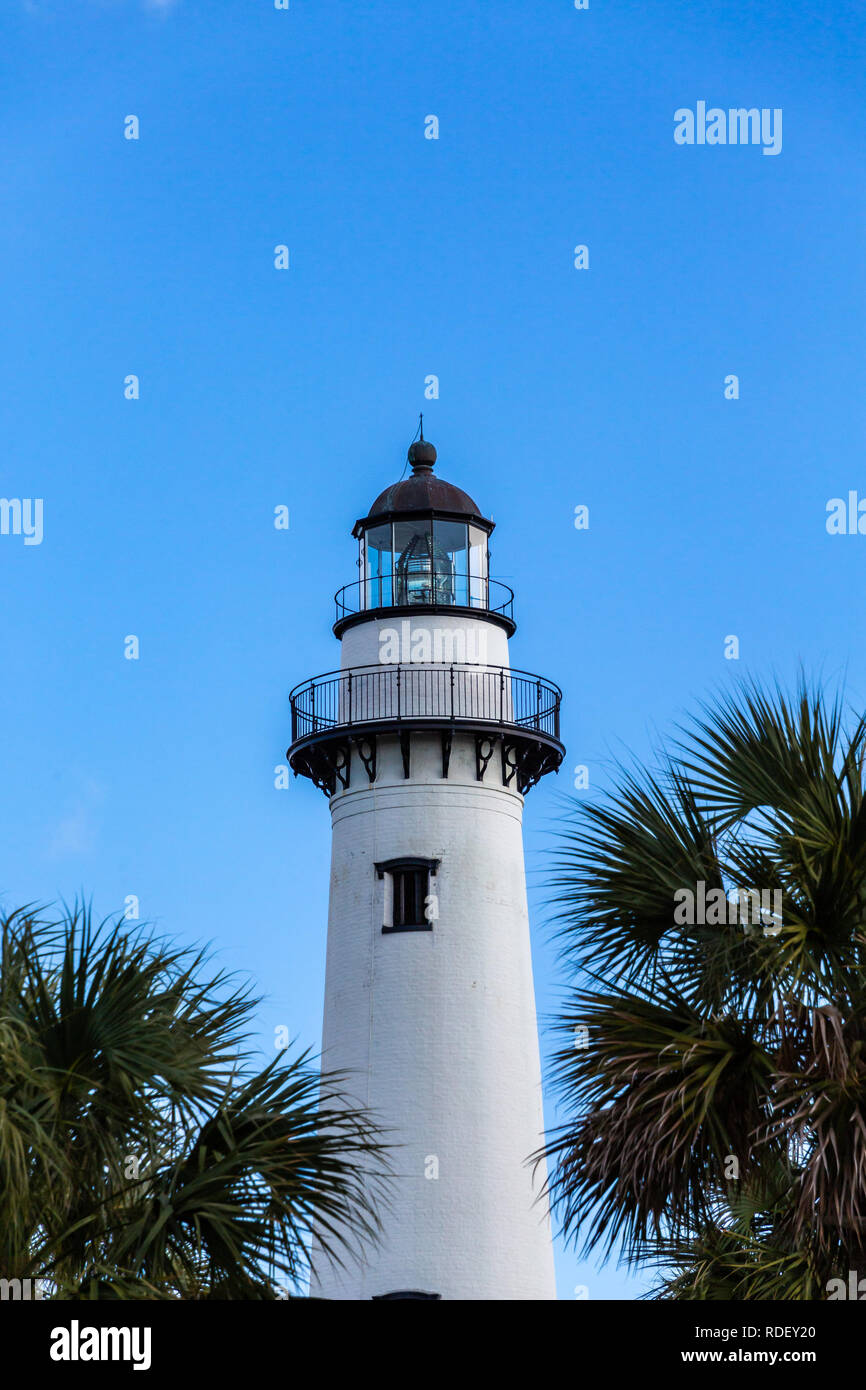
<box><xmin>1</xmin><ymin>0</ymin><xmax>864</xmax><ymax>1300</ymax></box>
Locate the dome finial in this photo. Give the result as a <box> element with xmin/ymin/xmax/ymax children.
<box><xmin>408</xmin><ymin>413</ymin><xmax>437</xmax><ymax>474</ymax></box>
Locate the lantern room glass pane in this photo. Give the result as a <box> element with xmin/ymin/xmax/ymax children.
<box><xmin>433</xmin><ymin>520</ymin><xmax>468</xmax><ymax>606</ymax></box>
<box><xmin>469</xmin><ymin>526</ymin><xmax>488</xmax><ymax>608</ymax></box>
<box><xmin>364</xmin><ymin>523</ymin><xmax>393</xmax><ymax>609</ymax></box>
<box><xmin>394</xmin><ymin>519</ymin><xmax>435</xmax><ymax>606</ymax></box>
<box><xmin>357</xmin><ymin>531</ymin><xmax>367</xmax><ymax>609</ymax></box>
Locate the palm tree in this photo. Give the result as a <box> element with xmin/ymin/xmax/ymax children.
<box><xmin>0</xmin><ymin>904</ymin><xmax>389</xmax><ymax>1299</ymax></box>
<box><xmin>541</xmin><ymin>679</ymin><xmax>866</xmax><ymax>1300</ymax></box>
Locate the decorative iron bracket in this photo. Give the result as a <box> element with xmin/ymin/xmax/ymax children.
<box><xmin>327</xmin><ymin>742</ymin><xmax>351</xmax><ymax>794</ymax></box>
<box><xmin>474</xmin><ymin>735</ymin><xmax>498</xmax><ymax>783</ymax></box>
<box><xmin>502</xmin><ymin>738</ymin><xmax>559</xmax><ymax>795</ymax></box>
<box><xmin>441</xmin><ymin>729</ymin><xmax>453</xmax><ymax>779</ymax></box>
<box><xmin>354</xmin><ymin>734</ymin><xmax>377</xmax><ymax>784</ymax></box>
<box><xmin>298</xmin><ymin>740</ymin><xmax>351</xmax><ymax>797</ymax></box>
<box><xmin>502</xmin><ymin>739</ymin><xmax>521</xmax><ymax>789</ymax></box>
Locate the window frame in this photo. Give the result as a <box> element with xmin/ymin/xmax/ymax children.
<box><xmin>372</xmin><ymin>1290</ymin><xmax>442</xmax><ymax>1300</ymax></box>
<box><xmin>376</xmin><ymin>857</ymin><xmax>440</xmax><ymax>934</ymax></box>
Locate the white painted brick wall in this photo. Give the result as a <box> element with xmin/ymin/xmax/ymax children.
<box><xmin>310</xmin><ymin>726</ymin><xmax>556</xmax><ymax>1300</ymax></box>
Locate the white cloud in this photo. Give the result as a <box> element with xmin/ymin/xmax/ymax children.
<box><xmin>47</xmin><ymin>781</ymin><xmax>105</xmax><ymax>858</ymax></box>
<box><xmin>48</xmin><ymin>805</ymin><xmax>95</xmax><ymax>857</ymax></box>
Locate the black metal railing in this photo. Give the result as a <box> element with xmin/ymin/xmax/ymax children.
<box><xmin>289</xmin><ymin>663</ymin><xmax>561</xmax><ymax>744</ymax></box>
<box><xmin>334</xmin><ymin>574</ymin><xmax>514</xmax><ymax>625</ymax></box>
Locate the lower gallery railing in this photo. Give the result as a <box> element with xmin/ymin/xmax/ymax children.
<box><xmin>289</xmin><ymin>664</ymin><xmax>561</xmax><ymax>743</ymax></box>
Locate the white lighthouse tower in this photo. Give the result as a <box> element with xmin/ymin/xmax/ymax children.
<box><xmin>288</xmin><ymin>430</ymin><xmax>563</xmax><ymax>1300</ymax></box>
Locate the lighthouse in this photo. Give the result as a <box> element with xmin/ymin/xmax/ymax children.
<box><xmin>288</xmin><ymin>431</ymin><xmax>564</xmax><ymax>1300</ymax></box>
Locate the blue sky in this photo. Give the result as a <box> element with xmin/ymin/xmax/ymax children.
<box><xmin>1</xmin><ymin>0</ymin><xmax>864</xmax><ymax>1299</ymax></box>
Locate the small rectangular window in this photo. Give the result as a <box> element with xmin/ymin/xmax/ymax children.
<box><xmin>376</xmin><ymin>857</ymin><xmax>440</xmax><ymax>934</ymax></box>
<box><xmin>372</xmin><ymin>1290</ymin><xmax>441</xmax><ymax>1300</ymax></box>
<box><xmin>392</xmin><ymin>867</ymin><xmax>427</xmax><ymax>928</ymax></box>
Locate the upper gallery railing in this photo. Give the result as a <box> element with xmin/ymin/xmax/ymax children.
<box><xmin>334</xmin><ymin>574</ymin><xmax>515</xmax><ymax>625</ymax></box>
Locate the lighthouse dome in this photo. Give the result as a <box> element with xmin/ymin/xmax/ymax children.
<box><xmin>365</xmin><ymin>438</ymin><xmax>482</xmax><ymax>522</ymax></box>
